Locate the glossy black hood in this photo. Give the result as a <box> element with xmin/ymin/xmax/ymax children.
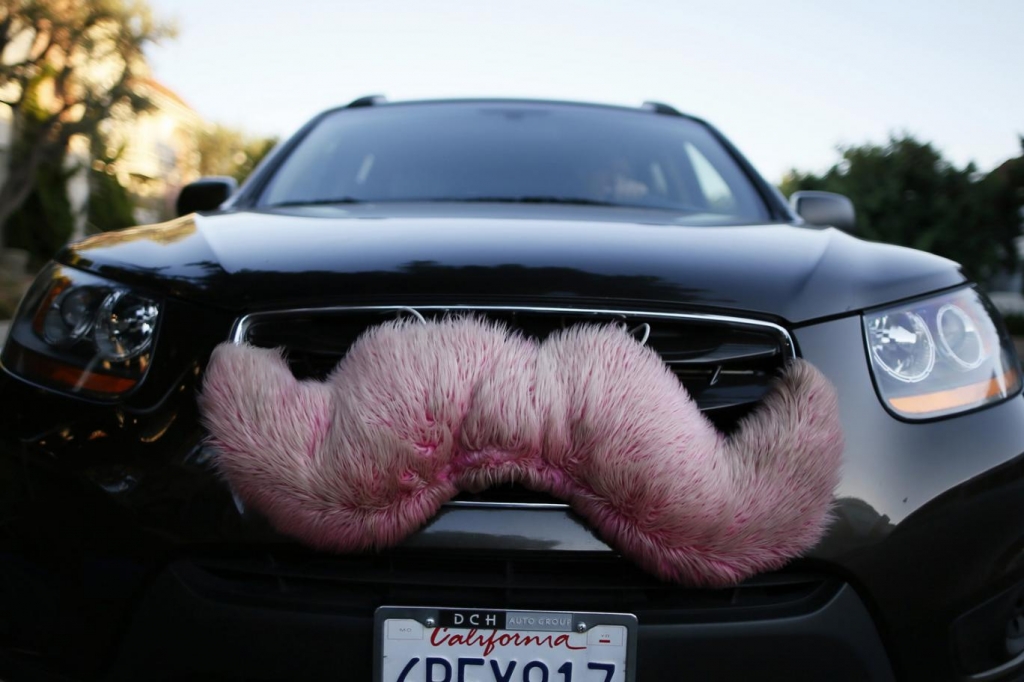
<box><xmin>60</xmin><ymin>204</ymin><xmax>965</xmax><ymax>324</ymax></box>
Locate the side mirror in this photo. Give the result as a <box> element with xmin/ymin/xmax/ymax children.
<box><xmin>790</xmin><ymin>191</ymin><xmax>856</xmax><ymax>233</ymax></box>
<box><xmin>176</xmin><ymin>176</ymin><xmax>238</xmax><ymax>217</ymax></box>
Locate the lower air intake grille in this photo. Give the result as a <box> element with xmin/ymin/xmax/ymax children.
<box><xmin>179</xmin><ymin>551</ymin><xmax>836</xmax><ymax>625</ymax></box>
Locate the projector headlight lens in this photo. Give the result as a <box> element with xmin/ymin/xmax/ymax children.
<box><xmin>43</xmin><ymin>286</ymin><xmax>102</xmax><ymax>346</ymax></box>
<box><xmin>865</xmin><ymin>310</ymin><xmax>936</xmax><ymax>383</ymax></box>
<box><xmin>94</xmin><ymin>290</ymin><xmax>160</xmax><ymax>361</ymax></box>
<box><xmin>936</xmin><ymin>303</ymin><xmax>986</xmax><ymax>370</ymax></box>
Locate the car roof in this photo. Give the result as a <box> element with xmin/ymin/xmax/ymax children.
<box><xmin>322</xmin><ymin>95</ymin><xmax>699</xmax><ymax>122</ymax></box>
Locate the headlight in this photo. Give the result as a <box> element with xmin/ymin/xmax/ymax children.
<box><xmin>1</xmin><ymin>263</ymin><xmax>160</xmax><ymax>398</ymax></box>
<box><xmin>864</xmin><ymin>287</ymin><xmax>1021</xmax><ymax>419</ymax></box>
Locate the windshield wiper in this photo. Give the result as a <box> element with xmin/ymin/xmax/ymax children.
<box><xmin>268</xmin><ymin>196</ymin><xmax>653</xmax><ymax>209</ymax></box>
<box><xmin>439</xmin><ymin>196</ymin><xmax>622</xmax><ymax>207</ymax></box>
<box><xmin>267</xmin><ymin>197</ymin><xmax>364</xmax><ymax>208</ymax></box>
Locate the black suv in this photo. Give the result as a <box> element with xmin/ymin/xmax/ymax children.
<box><xmin>2</xmin><ymin>98</ymin><xmax>1024</xmax><ymax>682</ymax></box>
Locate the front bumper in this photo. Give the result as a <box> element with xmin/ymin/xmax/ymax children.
<box><xmin>2</xmin><ymin>315</ymin><xmax>1024</xmax><ymax>681</ymax></box>
<box><xmin>1</xmin><ymin>547</ymin><xmax>893</xmax><ymax>681</ymax></box>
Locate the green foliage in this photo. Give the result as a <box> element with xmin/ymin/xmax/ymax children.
<box><xmin>978</xmin><ymin>137</ymin><xmax>1024</xmax><ymax>257</ymax></box>
<box><xmin>781</xmin><ymin>135</ymin><xmax>1023</xmax><ymax>286</ymax></box>
<box><xmin>198</xmin><ymin>125</ymin><xmax>278</xmax><ymax>183</ymax></box>
<box><xmin>87</xmin><ymin>169</ymin><xmax>136</xmax><ymax>233</ymax></box>
<box><xmin>233</xmin><ymin>136</ymin><xmax>277</xmax><ymax>183</ymax></box>
<box><xmin>86</xmin><ymin>139</ymin><xmax>135</xmax><ymax>233</ymax></box>
<box><xmin>2</xmin><ymin>157</ymin><xmax>75</xmax><ymax>266</ymax></box>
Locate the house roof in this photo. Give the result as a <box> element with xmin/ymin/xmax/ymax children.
<box><xmin>137</xmin><ymin>78</ymin><xmax>194</xmax><ymax>112</ymax></box>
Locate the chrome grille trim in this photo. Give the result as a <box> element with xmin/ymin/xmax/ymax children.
<box><xmin>230</xmin><ymin>304</ymin><xmax>796</xmax><ymax>357</ymax></box>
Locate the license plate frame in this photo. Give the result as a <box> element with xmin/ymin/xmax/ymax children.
<box><xmin>374</xmin><ymin>606</ymin><xmax>638</xmax><ymax>682</ymax></box>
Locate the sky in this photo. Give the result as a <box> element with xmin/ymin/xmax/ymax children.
<box><xmin>145</xmin><ymin>0</ymin><xmax>1024</xmax><ymax>183</ymax></box>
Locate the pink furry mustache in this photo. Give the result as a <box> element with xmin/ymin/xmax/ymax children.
<box><xmin>199</xmin><ymin>318</ymin><xmax>843</xmax><ymax>587</ymax></box>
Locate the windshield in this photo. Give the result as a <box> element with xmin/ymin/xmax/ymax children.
<box><xmin>260</xmin><ymin>102</ymin><xmax>769</xmax><ymax>220</ymax></box>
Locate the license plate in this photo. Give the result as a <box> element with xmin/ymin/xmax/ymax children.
<box><xmin>374</xmin><ymin>607</ymin><xmax>637</xmax><ymax>682</ymax></box>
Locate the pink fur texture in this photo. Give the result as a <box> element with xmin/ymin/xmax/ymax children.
<box><xmin>199</xmin><ymin>318</ymin><xmax>843</xmax><ymax>586</ymax></box>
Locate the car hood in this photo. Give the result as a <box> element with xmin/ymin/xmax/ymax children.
<box><xmin>60</xmin><ymin>205</ymin><xmax>964</xmax><ymax>324</ymax></box>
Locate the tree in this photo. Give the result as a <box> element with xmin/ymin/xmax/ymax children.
<box><xmin>86</xmin><ymin>140</ymin><xmax>134</xmax><ymax>233</ymax></box>
<box><xmin>977</xmin><ymin>137</ymin><xmax>1024</xmax><ymax>265</ymax></box>
<box><xmin>0</xmin><ymin>0</ymin><xmax>174</xmax><ymax>248</ymax></box>
<box><xmin>3</xmin><ymin>150</ymin><xmax>73</xmax><ymax>266</ymax></box>
<box><xmin>781</xmin><ymin>135</ymin><xmax>1019</xmax><ymax>286</ymax></box>
<box><xmin>198</xmin><ymin>124</ymin><xmax>277</xmax><ymax>183</ymax></box>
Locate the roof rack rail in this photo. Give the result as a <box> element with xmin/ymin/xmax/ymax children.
<box><xmin>346</xmin><ymin>94</ymin><xmax>387</xmax><ymax>108</ymax></box>
<box><xmin>641</xmin><ymin>101</ymin><xmax>683</xmax><ymax>116</ymax></box>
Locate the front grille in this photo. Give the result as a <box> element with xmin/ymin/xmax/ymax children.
<box><xmin>236</xmin><ymin>305</ymin><xmax>793</xmax><ymax>433</ymax></box>
<box><xmin>178</xmin><ymin>551</ymin><xmax>837</xmax><ymax>625</ymax></box>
